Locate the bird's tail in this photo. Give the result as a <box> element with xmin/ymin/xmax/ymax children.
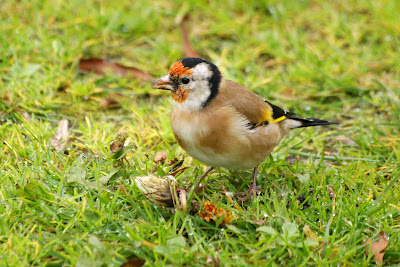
<box><xmin>288</xmin><ymin>117</ymin><xmax>339</xmax><ymax>128</ymax></box>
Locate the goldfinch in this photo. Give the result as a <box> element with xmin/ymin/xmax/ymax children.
<box><xmin>151</xmin><ymin>57</ymin><xmax>338</xmax><ymax>202</ymax></box>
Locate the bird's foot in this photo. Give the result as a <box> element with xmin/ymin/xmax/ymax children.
<box><xmin>235</xmin><ymin>185</ymin><xmax>262</xmax><ymax>204</ymax></box>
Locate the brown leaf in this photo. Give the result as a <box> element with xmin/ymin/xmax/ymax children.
<box><xmin>168</xmin><ymin>157</ymin><xmax>184</xmax><ymax>172</ymax></box>
<box><xmin>79</xmin><ymin>58</ymin><xmax>154</xmax><ymax>81</ymax></box>
<box><xmin>110</xmin><ymin>132</ymin><xmax>127</xmax><ymax>155</ymax></box>
<box><xmin>364</xmin><ymin>231</ymin><xmax>389</xmax><ymax>265</ymax></box>
<box><xmin>180</xmin><ymin>14</ymin><xmax>202</xmax><ymax>58</ymax></box>
<box><xmin>121</xmin><ymin>258</ymin><xmax>145</xmax><ymax>267</ymax></box>
<box><xmin>251</xmin><ymin>218</ymin><xmax>268</xmax><ymax>226</ymax></box>
<box><xmin>50</xmin><ymin>119</ymin><xmax>69</xmax><ymax>152</ymax></box>
<box><xmin>168</xmin><ymin>166</ymin><xmax>189</xmax><ymax>177</ymax></box>
<box><xmin>198</xmin><ymin>201</ymin><xmax>235</xmax><ymax>226</ymax></box>
<box><xmin>100</xmin><ymin>97</ymin><xmax>120</xmax><ymax>109</ymax></box>
<box><xmin>154</xmin><ymin>151</ymin><xmax>168</xmax><ymax>163</ymax></box>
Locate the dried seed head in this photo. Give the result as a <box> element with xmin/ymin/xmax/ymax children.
<box><xmin>134</xmin><ymin>175</ymin><xmax>177</xmax><ymax>207</ymax></box>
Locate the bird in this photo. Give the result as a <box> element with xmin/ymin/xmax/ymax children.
<box><xmin>151</xmin><ymin>57</ymin><xmax>338</xmax><ymax>202</ymax></box>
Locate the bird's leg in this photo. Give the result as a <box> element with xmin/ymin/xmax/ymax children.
<box><xmin>190</xmin><ymin>166</ymin><xmax>214</xmax><ymax>193</ymax></box>
<box><xmin>236</xmin><ymin>166</ymin><xmax>263</xmax><ymax>203</ymax></box>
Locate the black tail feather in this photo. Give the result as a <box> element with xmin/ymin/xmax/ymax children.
<box><xmin>289</xmin><ymin>117</ymin><xmax>339</xmax><ymax>128</ymax></box>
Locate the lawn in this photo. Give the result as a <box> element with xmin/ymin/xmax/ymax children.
<box><xmin>1</xmin><ymin>0</ymin><xmax>399</xmax><ymax>265</ymax></box>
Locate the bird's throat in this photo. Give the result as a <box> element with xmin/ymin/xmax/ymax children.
<box><xmin>172</xmin><ymin>88</ymin><xmax>189</xmax><ymax>103</ymax></box>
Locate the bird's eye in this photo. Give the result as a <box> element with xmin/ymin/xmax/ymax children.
<box><xmin>181</xmin><ymin>78</ymin><xmax>190</xmax><ymax>84</ymax></box>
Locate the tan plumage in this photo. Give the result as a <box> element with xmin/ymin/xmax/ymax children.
<box><xmin>152</xmin><ymin>57</ymin><xmax>337</xmax><ymax>201</ymax></box>
<box><xmin>170</xmin><ymin>79</ymin><xmax>295</xmax><ymax>170</ymax></box>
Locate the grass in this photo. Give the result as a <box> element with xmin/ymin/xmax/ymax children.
<box><xmin>1</xmin><ymin>0</ymin><xmax>400</xmax><ymax>265</ymax></box>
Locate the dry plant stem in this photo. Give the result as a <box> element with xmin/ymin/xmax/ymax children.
<box><xmin>222</xmin><ymin>185</ymin><xmax>241</xmax><ymax>211</ymax></box>
<box><xmin>178</xmin><ymin>188</ymin><xmax>187</xmax><ymax>213</ymax></box>
<box><xmin>193</xmin><ymin>166</ymin><xmax>214</xmax><ymax>193</ymax></box>
<box><xmin>187</xmin><ymin>166</ymin><xmax>214</xmax><ymax>201</ymax></box>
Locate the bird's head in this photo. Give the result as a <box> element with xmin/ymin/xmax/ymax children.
<box><xmin>151</xmin><ymin>57</ymin><xmax>221</xmax><ymax>111</ymax></box>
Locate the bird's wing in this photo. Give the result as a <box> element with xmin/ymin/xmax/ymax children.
<box><xmin>216</xmin><ymin>79</ymin><xmax>292</xmax><ymax>125</ymax></box>
<box><xmin>264</xmin><ymin>100</ymin><xmax>295</xmax><ymax>122</ymax></box>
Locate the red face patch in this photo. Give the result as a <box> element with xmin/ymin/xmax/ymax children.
<box><xmin>169</xmin><ymin>61</ymin><xmax>192</xmax><ymax>77</ymax></box>
<box><xmin>172</xmin><ymin>88</ymin><xmax>189</xmax><ymax>102</ymax></box>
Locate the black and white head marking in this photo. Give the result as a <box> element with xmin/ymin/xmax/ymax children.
<box><xmin>179</xmin><ymin>57</ymin><xmax>221</xmax><ymax>109</ymax></box>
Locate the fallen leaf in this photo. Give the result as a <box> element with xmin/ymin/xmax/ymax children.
<box><xmin>121</xmin><ymin>258</ymin><xmax>145</xmax><ymax>267</ymax></box>
<box><xmin>180</xmin><ymin>14</ymin><xmax>202</xmax><ymax>58</ymax></box>
<box><xmin>110</xmin><ymin>132</ymin><xmax>128</xmax><ymax>157</ymax></box>
<box><xmin>168</xmin><ymin>166</ymin><xmax>189</xmax><ymax>177</ymax></box>
<box><xmin>250</xmin><ymin>218</ymin><xmax>268</xmax><ymax>226</ymax></box>
<box><xmin>50</xmin><ymin>119</ymin><xmax>69</xmax><ymax>152</ymax></box>
<box><xmin>154</xmin><ymin>151</ymin><xmax>168</xmax><ymax>163</ymax></box>
<box><xmin>100</xmin><ymin>97</ymin><xmax>120</xmax><ymax>109</ymax></box>
<box><xmin>168</xmin><ymin>157</ymin><xmax>184</xmax><ymax>172</ymax></box>
<box><xmin>79</xmin><ymin>58</ymin><xmax>154</xmax><ymax>81</ymax></box>
<box><xmin>365</xmin><ymin>231</ymin><xmax>389</xmax><ymax>265</ymax></box>
<box><xmin>198</xmin><ymin>201</ymin><xmax>235</xmax><ymax>226</ymax></box>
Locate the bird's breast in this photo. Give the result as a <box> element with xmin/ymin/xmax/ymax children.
<box><xmin>170</xmin><ymin>108</ymin><xmax>210</xmax><ymax>151</ymax></box>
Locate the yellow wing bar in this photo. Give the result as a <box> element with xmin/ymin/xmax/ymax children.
<box><xmin>271</xmin><ymin>116</ymin><xmax>287</xmax><ymax>123</ymax></box>
<box><xmin>259</xmin><ymin>108</ymin><xmax>287</xmax><ymax>124</ymax></box>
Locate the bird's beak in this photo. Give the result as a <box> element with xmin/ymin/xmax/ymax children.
<box><xmin>151</xmin><ymin>74</ymin><xmax>175</xmax><ymax>91</ymax></box>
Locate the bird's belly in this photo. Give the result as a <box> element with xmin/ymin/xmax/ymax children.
<box><xmin>171</xmin><ymin>111</ymin><xmax>280</xmax><ymax>170</ymax></box>
<box><xmin>184</xmin><ymin>144</ymin><xmax>264</xmax><ymax>170</ymax></box>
